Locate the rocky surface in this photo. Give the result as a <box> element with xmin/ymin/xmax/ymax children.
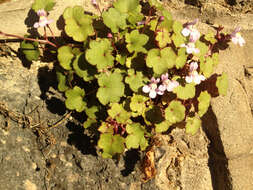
<box><xmin>0</xmin><ymin>0</ymin><xmax>253</xmax><ymax>190</ymax></box>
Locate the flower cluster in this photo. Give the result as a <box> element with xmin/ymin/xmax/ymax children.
<box><xmin>34</xmin><ymin>9</ymin><xmax>53</xmax><ymax>28</ymax></box>
<box><xmin>142</xmin><ymin>73</ymin><xmax>179</xmax><ymax>99</ymax></box>
<box><xmin>181</xmin><ymin>19</ymin><xmax>200</xmax><ymax>54</ymax></box>
<box><xmin>185</xmin><ymin>62</ymin><xmax>205</xmax><ymax>84</ymax></box>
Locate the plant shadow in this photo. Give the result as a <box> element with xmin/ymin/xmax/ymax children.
<box><xmin>201</xmin><ymin>106</ymin><xmax>232</xmax><ymax>190</ymax></box>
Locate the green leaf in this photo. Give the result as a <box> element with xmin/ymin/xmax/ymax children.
<box><xmin>116</xmin><ymin>54</ymin><xmax>127</xmax><ymax>65</ymax></box>
<box><xmin>31</xmin><ymin>0</ymin><xmax>55</xmax><ymax>12</ymax></box>
<box><xmin>125</xmin><ymin>69</ymin><xmax>146</xmax><ymax>92</ymax></box>
<box><xmin>20</xmin><ymin>40</ymin><xmax>40</xmax><ymax>61</ymax></box>
<box><xmin>185</xmin><ymin>116</ymin><xmax>201</xmax><ymax>135</ymax></box>
<box><xmin>113</xmin><ymin>0</ymin><xmax>139</xmax><ymax>13</ymax></box>
<box><xmin>148</xmin><ymin>0</ymin><xmax>164</xmax><ymax>10</ymax></box>
<box><xmin>204</xmin><ymin>31</ymin><xmax>217</xmax><ymax>44</ymax></box>
<box><xmin>212</xmin><ymin>53</ymin><xmax>219</xmax><ymax>66</ymax></box>
<box><xmin>175</xmin><ymin>47</ymin><xmax>187</xmax><ymax>69</ymax></box>
<box><xmin>155</xmin><ymin>120</ymin><xmax>172</xmax><ymax>133</ymax></box>
<box><xmin>65</xmin><ymin>86</ymin><xmax>86</xmax><ymax>112</ymax></box>
<box><xmin>165</xmin><ymin>100</ymin><xmax>185</xmax><ymax>124</ymax></box>
<box><xmin>146</xmin><ymin>48</ymin><xmax>176</xmax><ymax>75</ymax></box>
<box><xmin>198</xmin><ymin>91</ymin><xmax>211</xmax><ymax>117</ymax></box>
<box><xmin>73</xmin><ymin>53</ymin><xmax>97</xmax><ymax>82</ymax></box>
<box><xmin>127</xmin><ymin>7</ymin><xmax>144</xmax><ymax>25</ymax></box>
<box><xmin>173</xmin><ymin>83</ymin><xmax>195</xmax><ymax>100</ymax></box>
<box><xmin>85</xmin><ymin>39</ymin><xmax>114</xmax><ymax>70</ymax></box>
<box><xmin>57</xmin><ymin>46</ymin><xmax>74</xmax><ymax>70</ymax></box>
<box><xmin>150</xmin><ymin>19</ymin><xmax>158</xmax><ymax>31</ymax></box>
<box><xmin>216</xmin><ymin>72</ymin><xmax>228</xmax><ymax>96</ymax></box>
<box><xmin>171</xmin><ymin>33</ymin><xmax>186</xmax><ymax>47</ymax></box>
<box><xmin>102</xmin><ymin>8</ymin><xmax>127</xmax><ymax>33</ymax></box>
<box><xmin>98</xmin><ymin>122</ymin><xmax>114</xmax><ymax>134</ymax></box>
<box><xmin>108</xmin><ymin>103</ymin><xmax>131</xmax><ymax>123</ymax></box>
<box><xmin>56</xmin><ymin>71</ymin><xmax>69</xmax><ymax>92</ymax></box>
<box><xmin>85</xmin><ymin>106</ymin><xmax>99</xmax><ymax>119</ymax></box>
<box><xmin>83</xmin><ymin>118</ymin><xmax>98</xmax><ymax>129</ymax></box>
<box><xmin>63</xmin><ymin>6</ymin><xmax>94</xmax><ymax>42</ymax></box>
<box><xmin>126</xmin><ymin>30</ymin><xmax>149</xmax><ymax>53</ymax></box>
<box><xmin>172</xmin><ymin>20</ymin><xmax>183</xmax><ymax>34</ymax></box>
<box><xmin>195</xmin><ymin>40</ymin><xmax>209</xmax><ymax>57</ymax></box>
<box><xmin>125</xmin><ymin>123</ymin><xmax>148</xmax><ymax>151</ymax></box>
<box><xmin>98</xmin><ymin>133</ymin><xmax>125</xmax><ymax>158</ymax></box>
<box><xmin>155</xmin><ymin>28</ymin><xmax>171</xmax><ymax>48</ymax></box>
<box><xmin>97</xmin><ymin>71</ymin><xmax>125</xmax><ymax>105</ymax></box>
<box><xmin>200</xmin><ymin>56</ymin><xmax>213</xmax><ymax>78</ymax></box>
<box><xmin>130</xmin><ymin>94</ymin><xmax>148</xmax><ymax>117</ymax></box>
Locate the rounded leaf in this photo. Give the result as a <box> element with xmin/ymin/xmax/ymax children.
<box><xmin>102</xmin><ymin>8</ymin><xmax>127</xmax><ymax>33</ymax></box>
<box><xmin>65</xmin><ymin>86</ymin><xmax>86</xmax><ymax>112</ymax></box>
<box><xmin>216</xmin><ymin>72</ymin><xmax>228</xmax><ymax>96</ymax></box>
<box><xmin>185</xmin><ymin>117</ymin><xmax>201</xmax><ymax>135</ymax></box>
<box><xmin>173</xmin><ymin>83</ymin><xmax>195</xmax><ymax>100</ymax></box>
<box><xmin>96</xmin><ymin>72</ymin><xmax>125</xmax><ymax>105</ymax></box>
<box><xmin>155</xmin><ymin>120</ymin><xmax>172</xmax><ymax>133</ymax></box>
<box><xmin>165</xmin><ymin>100</ymin><xmax>185</xmax><ymax>124</ymax></box>
<box><xmin>73</xmin><ymin>53</ymin><xmax>96</xmax><ymax>82</ymax></box>
<box><xmin>20</xmin><ymin>40</ymin><xmax>40</xmax><ymax>62</ymax></box>
<box><xmin>32</xmin><ymin>0</ymin><xmax>55</xmax><ymax>12</ymax></box>
<box><xmin>85</xmin><ymin>39</ymin><xmax>114</xmax><ymax>70</ymax></box>
<box><xmin>197</xmin><ymin>91</ymin><xmax>211</xmax><ymax>117</ymax></box>
<box><xmin>126</xmin><ymin>30</ymin><xmax>149</xmax><ymax>53</ymax></box>
<box><xmin>63</xmin><ymin>6</ymin><xmax>94</xmax><ymax>42</ymax></box>
<box><xmin>57</xmin><ymin>46</ymin><xmax>74</xmax><ymax>70</ymax></box>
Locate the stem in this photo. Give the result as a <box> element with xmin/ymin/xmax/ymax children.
<box><xmin>47</xmin><ymin>25</ymin><xmax>56</xmax><ymax>40</ymax></box>
<box><xmin>0</xmin><ymin>31</ymin><xmax>57</xmax><ymax>48</ymax></box>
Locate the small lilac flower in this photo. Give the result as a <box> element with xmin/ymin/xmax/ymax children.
<box><xmin>107</xmin><ymin>33</ymin><xmax>113</xmax><ymax>38</ymax></box>
<box><xmin>137</xmin><ymin>20</ymin><xmax>145</xmax><ymax>26</ymax></box>
<box><xmin>230</xmin><ymin>27</ymin><xmax>245</xmax><ymax>47</ymax></box>
<box><xmin>181</xmin><ymin>19</ymin><xmax>200</xmax><ymax>43</ymax></box>
<box><xmin>159</xmin><ymin>16</ymin><xmax>164</xmax><ymax>21</ymax></box>
<box><xmin>158</xmin><ymin>73</ymin><xmax>179</xmax><ymax>93</ymax></box>
<box><xmin>142</xmin><ymin>77</ymin><xmax>161</xmax><ymax>99</ymax></box>
<box><xmin>181</xmin><ymin>43</ymin><xmax>200</xmax><ymax>54</ymax></box>
<box><xmin>91</xmin><ymin>0</ymin><xmax>98</xmax><ymax>6</ymax></box>
<box><xmin>34</xmin><ymin>9</ymin><xmax>53</xmax><ymax>28</ymax></box>
<box><xmin>185</xmin><ymin>62</ymin><xmax>205</xmax><ymax>84</ymax></box>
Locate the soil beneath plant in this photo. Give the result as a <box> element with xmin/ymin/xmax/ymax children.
<box><xmin>0</xmin><ymin>0</ymin><xmax>253</xmax><ymax>190</ymax></box>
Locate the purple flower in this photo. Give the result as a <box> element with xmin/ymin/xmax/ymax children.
<box><xmin>185</xmin><ymin>62</ymin><xmax>205</xmax><ymax>84</ymax></box>
<box><xmin>137</xmin><ymin>20</ymin><xmax>145</xmax><ymax>26</ymax></box>
<box><xmin>230</xmin><ymin>27</ymin><xmax>245</xmax><ymax>47</ymax></box>
<box><xmin>181</xmin><ymin>43</ymin><xmax>200</xmax><ymax>54</ymax></box>
<box><xmin>91</xmin><ymin>0</ymin><xmax>98</xmax><ymax>6</ymax></box>
<box><xmin>158</xmin><ymin>73</ymin><xmax>179</xmax><ymax>93</ymax></box>
<box><xmin>142</xmin><ymin>77</ymin><xmax>161</xmax><ymax>98</ymax></box>
<box><xmin>34</xmin><ymin>9</ymin><xmax>53</xmax><ymax>28</ymax></box>
<box><xmin>181</xmin><ymin>19</ymin><xmax>200</xmax><ymax>43</ymax></box>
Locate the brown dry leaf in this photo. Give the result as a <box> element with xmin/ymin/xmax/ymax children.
<box><xmin>141</xmin><ymin>148</ymin><xmax>156</xmax><ymax>182</ymax></box>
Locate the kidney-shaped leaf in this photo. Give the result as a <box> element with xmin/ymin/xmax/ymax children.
<box><xmin>97</xmin><ymin>72</ymin><xmax>125</xmax><ymax>105</ymax></box>
<box><xmin>57</xmin><ymin>46</ymin><xmax>74</xmax><ymax>70</ymax></box>
<box><xmin>65</xmin><ymin>86</ymin><xmax>86</xmax><ymax>112</ymax></box>
<box><xmin>216</xmin><ymin>72</ymin><xmax>228</xmax><ymax>96</ymax></box>
<box><xmin>185</xmin><ymin>116</ymin><xmax>201</xmax><ymax>135</ymax></box>
<box><xmin>102</xmin><ymin>8</ymin><xmax>127</xmax><ymax>33</ymax></box>
<box><xmin>165</xmin><ymin>100</ymin><xmax>185</xmax><ymax>124</ymax></box>
<box><xmin>32</xmin><ymin>0</ymin><xmax>55</xmax><ymax>12</ymax></box>
<box><xmin>85</xmin><ymin>39</ymin><xmax>114</xmax><ymax>70</ymax></box>
<box><xmin>98</xmin><ymin>133</ymin><xmax>125</xmax><ymax>158</ymax></box>
<box><xmin>63</xmin><ymin>6</ymin><xmax>94</xmax><ymax>42</ymax></box>
<box><xmin>126</xmin><ymin>30</ymin><xmax>149</xmax><ymax>53</ymax></box>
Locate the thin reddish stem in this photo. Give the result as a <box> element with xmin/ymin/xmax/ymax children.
<box><xmin>0</xmin><ymin>31</ymin><xmax>57</xmax><ymax>48</ymax></box>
